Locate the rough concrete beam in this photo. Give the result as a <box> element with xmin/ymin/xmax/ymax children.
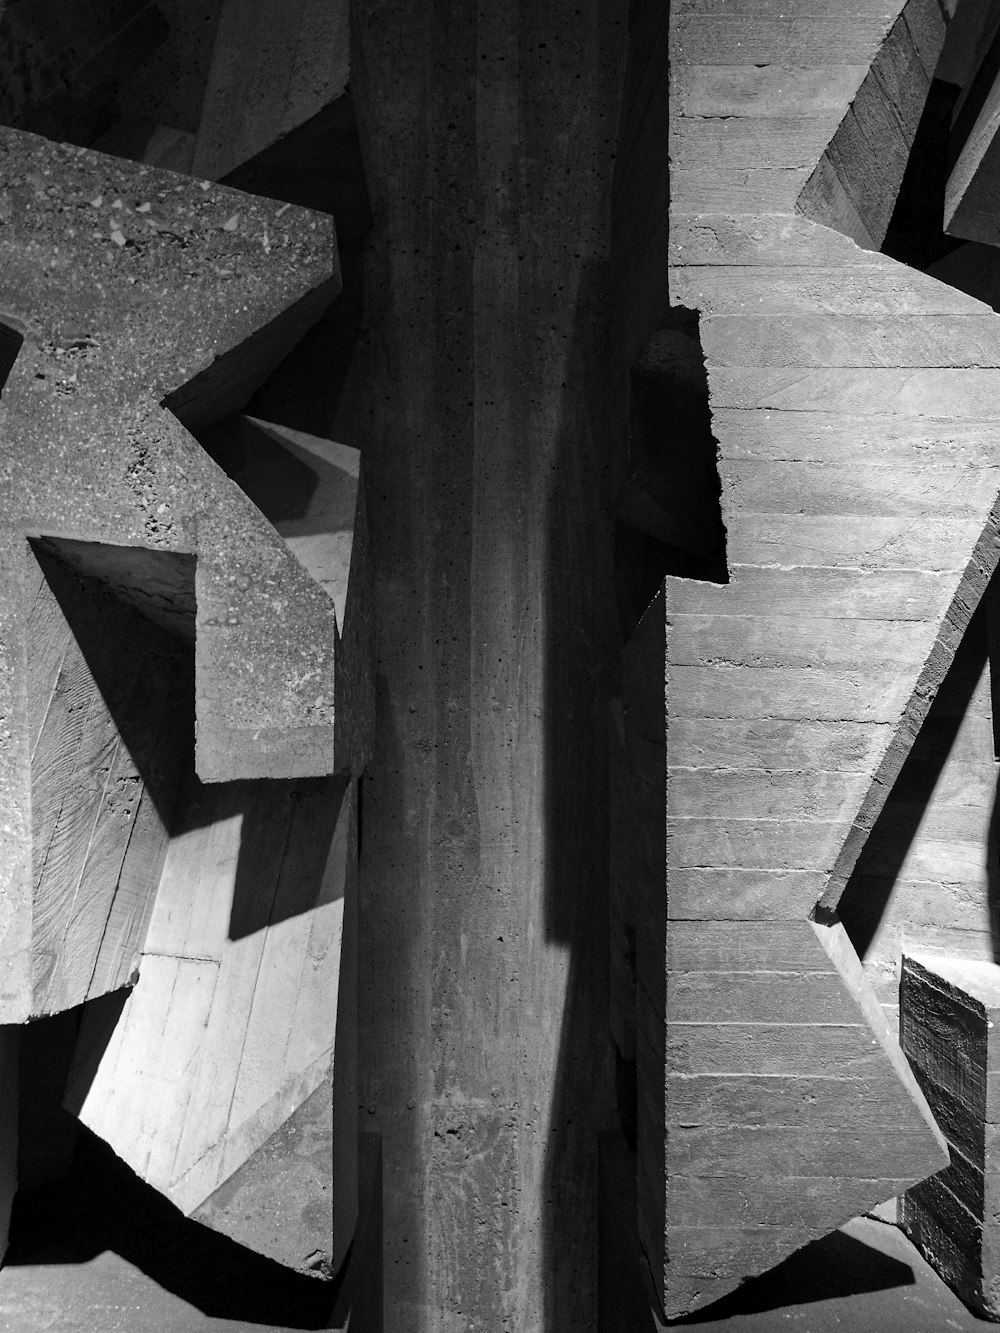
<box><xmin>348</xmin><ymin>2</ymin><xmax>624</xmax><ymax>1324</ymax></box>
<box><xmin>900</xmin><ymin>953</ymin><xmax>1000</xmax><ymax>1320</ymax></box>
<box><xmin>948</xmin><ymin>0</ymin><xmax>1000</xmax><ymax>148</ymax></box>
<box><xmin>797</xmin><ymin>0</ymin><xmax>939</xmax><ymax>249</ymax></box>
<box><xmin>937</xmin><ymin>0</ymin><xmax>1000</xmax><ymax>90</ymax></box>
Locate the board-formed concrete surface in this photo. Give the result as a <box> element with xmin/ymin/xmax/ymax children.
<box><xmin>67</xmin><ymin>777</ymin><xmax>359</xmax><ymax>1272</ymax></box>
<box><xmin>599</xmin><ymin>1132</ymin><xmax>1000</xmax><ymax>1333</ymax></box>
<box><xmin>622</xmin><ymin>0</ymin><xmax>1000</xmax><ymax>1316</ymax></box>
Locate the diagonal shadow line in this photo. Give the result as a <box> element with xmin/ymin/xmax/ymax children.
<box><xmin>0</xmin><ymin>320</ymin><xmax>23</xmax><ymax>389</ymax></box>
<box><xmin>6</xmin><ymin>1122</ymin><xmax>343</xmax><ymax>1328</ymax></box>
<box><xmin>837</xmin><ymin>599</ymin><xmax>990</xmax><ymax>959</ymax></box>
<box><xmin>174</xmin><ymin>770</ymin><xmax>348</xmax><ymax>942</ymax></box>
<box><xmin>667</xmin><ymin>1228</ymin><xmax>915</xmax><ymax>1324</ymax></box>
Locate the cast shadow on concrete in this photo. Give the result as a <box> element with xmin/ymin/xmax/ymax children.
<box><xmin>199</xmin><ymin>413</ymin><xmax>324</xmax><ymax>528</ymax></box>
<box><xmin>987</xmin><ymin>777</ymin><xmax>1000</xmax><ymax>966</ymax></box>
<box><xmin>668</xmin><ymin>1228</ymin><xmax>915</xmax><ymax>1324</ymax></box>
<box><xmin>0</xmin><ymin>320</ymin><xmax>24</xmax><ymax>391</ymax></box>
<box><xmin>169</xmin><ymin>771</ymin><xmax>347</xmax><ymax>943</ymax></box>
<box><xmin>224</xmin><ymin>772</ymin><xmax>349</xmax><ymax>940</ymax></box>
<box><xmin>237</xmin><ymin>93</ymin><xmax>369</xmax><ymax>448</ymax></box>
<box><xmin>614</xmin><ymin>307</ymin><xmax>729</xmax><ymax>643</ymax></box>
<box><xmin>5</xmin><ymin>1122</ymin><xmax>345</xmax><ymax>1328</ymax></box>
<box><xmin>33</xmin><ymin>539</ymin><xmax>347</xmax><ymax>945</ymax></box>
<box><xmin>29</xmin><ymin>538</ymin><xmax>195</xmax><ymax>834</ymax></box>
<box><xmin>537</xmin><ymin>19</ymin><xmax>729</xmax><ymax>1316</ymax></box>
<box><xmin>837</xmin><ymin>605</ymin><xmax>989</xmax><ymax>962</ymax></box>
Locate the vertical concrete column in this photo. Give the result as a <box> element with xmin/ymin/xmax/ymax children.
<box><xmin>349</xmin><ymin>3</ymin><xmax>624</xmax><ymax>1327</ymax></box>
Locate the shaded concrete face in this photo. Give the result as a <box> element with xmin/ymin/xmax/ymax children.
<box><xmin>3</xmin><ymin>1124</ymin><xmax>382</xmax><ymax>1330</ymax></box>
<box><xmin>899</xmin><ymin>954</ymin><xmax>1000</xmax><ymax>1321</ymax></box>
<box><xmin>614</xmin><ymin>0</ymin><xmax>1000</xmax><ymax>1321</ymax></box>
<box><xmin>0</xmin><ymin>123</ymin><xmax>352</xmax><ymax>1025</ymax></box>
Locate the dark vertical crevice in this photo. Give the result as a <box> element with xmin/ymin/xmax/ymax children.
<box><xmin>616</xmin><ymin>307</ymin><xmax>729</xmax><ymax>642</ymax></box>
<box><xmin>881</xmin><ymin>77</ymin><xmax>964</xmax><ymax>271</ymax></box>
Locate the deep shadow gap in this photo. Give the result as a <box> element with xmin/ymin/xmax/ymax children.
<box><xmin>27</xmin><ymin>536</ymin><xmax>194</xmax><ymax>828</ymax></box>
<box><xmin>615</xmin><ymin>305</ymin><xmax>728</xmax><ymax>643</ymax></box>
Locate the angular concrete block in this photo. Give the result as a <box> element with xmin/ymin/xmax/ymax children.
<box><xmin>608</xmin><ymin>698</ymin><xmax>637</xmax><ymax>1060</ymax></box>
<box><xmin>66</xmin><ymin>776</ymin><xmax>359</xmax><ymax>1251</ymax></box>
<box><xmin>0</xmin><ymin>126</ymin><xmax>358</xmax><ymax>1020</ymax></box>
<box><xmin>330</xmin><ymin>1133</ymin><xmax>383</xmax><ymax>1333</ymax></box>
<box><xmin>629</xmin><ymin>579</ymin><xmax>950</xmax><ymax>1321</ymax></box>
<box><xmin>191</xmin><ymin>1072</ymin><xmax>338</xmax><ymax>1276</ymax></box>
<box><xmin>901</xmin><ymin>954</ymin><xmax>1000</xmax><ymax>1321</ymax></box>
<box><xmin>197</xmin><ymin>415</ymin><xmax>375</xmax><ymax>778</ymax></box>
<box><xmin>946</xmin><ymin>58</ymin><xmax>1000</xmax><ymax>247</ymax></box>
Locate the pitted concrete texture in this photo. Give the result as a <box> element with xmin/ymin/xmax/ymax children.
<box><xmin>197</xmin><ymin>415</ymin><xmax>375</xmax><ymax>779</ymax></box>
<box><xmin>0</xmin><ymin>126</ymin><xmax>346</xmax><ymax>1021</ymax></box>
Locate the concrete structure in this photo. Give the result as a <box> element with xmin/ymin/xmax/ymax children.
<box><xmin>0</xmin><ymin>127</ymin><xmax>364</xmax><ymax>1020</ymax></box>
<box><xmin>15</xmin><ymin>0</ymin><xmax>1000</xmax><ymax>1329</ymax></box>
<box><xmin>344</xmin><ymin>5</ymin><xmax>627</xmax><ymax>1327</ymax></box>
<box><xmin>0</xmin><ymin>34</ymin><xmax>375</xmax><ymax>1305</ymax></box>
<box><xmin>191</xmin><ymin>0</ymin><xmax>349</xmax><ymax>181</ymax></box>
<box><xmin>900</xmin><ymin>953</ymin><xmax>1000</xmax><ymax>1320</ymax></box>
<box><xmin>613</xmin><ymin>0</ymin><xmax>1000</xmax><ymax>1319</ymax></box>
<box><xmin>55</xmin><ymin>416</ymin><xmax>371</xmax><ymax>1271</ymax></box>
